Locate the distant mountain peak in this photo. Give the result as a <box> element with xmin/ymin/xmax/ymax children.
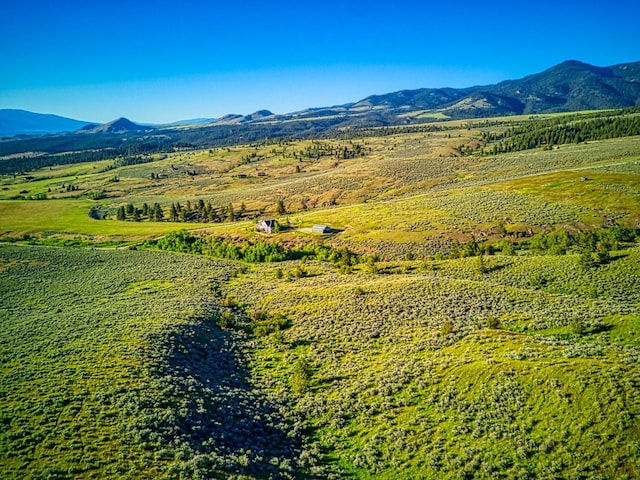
<box><xmin>79</xmin><ymin>117</ymin><xmax>152</xmax><ymax>134</ymax></box>
<box><xmin>558</xmin><ymin>59</ymin><xmax>589</xmax><ymax>67</ymax></box>
<box><xmin>251</xmin><ymin>109</ymin><xmax>274</xmax><ymax>117</ymax></box>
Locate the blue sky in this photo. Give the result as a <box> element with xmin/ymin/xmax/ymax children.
<box><xmin>1</xmin><ymin>0</ymin><xmax>639</xmax><ymax>123</ymax></box>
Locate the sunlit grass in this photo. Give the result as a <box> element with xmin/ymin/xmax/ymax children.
<box><xmin>225</xmin><ymin>247</ymin><xmax>640</xmax><ymax>478</ymax></box>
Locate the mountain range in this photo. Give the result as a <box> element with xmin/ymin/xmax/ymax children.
<box><xmin>1</xmin><ymin>60</ymin><xmax>639</xmax><ymax>138</ymax></box>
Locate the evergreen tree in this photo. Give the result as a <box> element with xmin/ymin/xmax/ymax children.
<box><xmin>153</xmin><ymin>203</ymin><xmax>163</xmax><ymax>222</ymax></box>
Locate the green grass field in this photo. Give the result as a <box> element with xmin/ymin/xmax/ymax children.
<box><xmin>0</xmin><ymin>246</ymin><xmax>302</xmax><ymax>479</ymax></box>
<box><xmin>224</xmin><ymin>247</ymin><xmax>640</xmax><ymax>478</ymax></box>
<box><xmin>3</xmin><ymin>242</ymin><xmax>639</xmax><ymax>479</ymax></box>
<box><xmin>2</xmin><ymin>129</ymin><xmax>639</xmax><ymax>253</ymax></box>
<box><xmin>2</xmin><ymin>112</ymin><xmax>640</xmax><ymax>479</ymax></box>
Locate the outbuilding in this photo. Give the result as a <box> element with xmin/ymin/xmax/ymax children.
<box><xmin>311</xmin><ymin>224</ymin><xmax>332</xmax><ymax>234</ymax></box>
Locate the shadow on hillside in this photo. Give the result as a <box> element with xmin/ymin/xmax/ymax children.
<box><xmin>587</xmin><ymin>323</ymin><xmax>614</xmax><ymax>335</ymax></box>
<box><xmin>484</xmin><ymin>263</ymin><xmax>509</xmax><ymax>274</ymax></box>
<box><xmin>139</xmin><ymin>318</ymin><xmax>302</xmax><ymax>479</ymax></box>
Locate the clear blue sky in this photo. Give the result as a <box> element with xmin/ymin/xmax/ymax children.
<box><xmin>1</xmin><ymin>0</ymin><xmax>639</xmax><ymax>123</ymax></box>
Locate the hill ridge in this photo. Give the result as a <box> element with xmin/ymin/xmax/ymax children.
<box><xmin>2</xmin><ymin>60</ymin><xmax>640</xmax><ymax>137</ymax></box>
<box><xmin>78</xmin><ymin>117</ymin><xmax>152</xmax><ymax>134</ymax></box>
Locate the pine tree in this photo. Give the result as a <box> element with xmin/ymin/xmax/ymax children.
<box><xmin>153</xmin><ymin>203</ymin><xmax>163</xmax><ymax>222</ymax></box>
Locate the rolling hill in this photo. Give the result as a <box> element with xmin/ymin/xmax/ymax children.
<box><xmin>77</xmin><ymin>117</ymin><xmax>153</xmax><ymax>134</ymax></box>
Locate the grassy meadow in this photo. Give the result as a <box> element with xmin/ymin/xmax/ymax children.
<box><xmin>225</xmin><ymin>247</ymin><xmax>640</xmax><ymax>478</ymax></box>
<box><xmin>0</xmin><ymin>246</ymin><xmax>302</xmax><ymax>479</ymax></box>
<box><xmin>2</xmin><ymin>110</ymin><xmax>640</xmax><ymax>478</ymax></box>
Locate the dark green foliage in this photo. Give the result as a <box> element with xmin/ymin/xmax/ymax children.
<box><xmin>251</xmin><ymin>311</ymin><xmax>290</xmax><ymax>337</ymax></box>
<box><xmin>150</xmin><ymin>230</ymin><xmax>359</xmax><ymax>265</ymax></box>
<box><xmin>570</xmin><ymin>317</ymin><xmax>585</xmax><ymax>335</ymax></box>
<box><xmin>500</xmin><ymin>226</ymin><xmax>638</xmax><ymax>260</ymax></box>
<box><xmin>0</xmin><ymin>138</ymin><xmax>168</xmax><ymax>175</ymax></box>
<box><xmin>290</xmin><ymin>358</ymin><xmax>311</xmax><ymax>394</ymax></box>
<box><xmin>117</xmin><ymin>200</ymin><xmax>250</xmax><ymax>223</ymax></box>
<box><xmin>208</xmin><ymin>235</ymin><xmax>283</xmax><ymax>261</ymax></box>
<box><xmin>479</xmin><ymin>109</ymin><xmax>640</xmax><ymax>155</ymax></box>
<box><xmin>88</xmin><ymin>205</ymin><xmax>109</xmax><ymax>220</ymax></box>
<box><xmin>451</xmin><ymin>236</ymin><xmax>484</xmax><ymax>258</ymax></box>
<box><xmin>495</xmin><ymin>238</ymin><xmax>516</xmax><ymax>256</ymax></box>
<box><xmin>152</xmin><ymin>202</ymin><xmax>163</xmax><ymax>222</ymax></box>
<box><xmin>216</xmin><ymin>311</ymin><xmax>236</xmax><ymax>329</ymax></box>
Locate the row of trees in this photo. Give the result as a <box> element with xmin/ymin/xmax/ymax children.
<box><xmin>116</xmin><ymin>202</ymin><xmax>164</xmax><ymax>221</ymax></box>
<box><xmin>113</xmin><ymin>199</ymin><xmax>293</xmax><ymax>223</ymax></box>
<box><xmin>167</xmin><ymin>200</ymin><xmax>249</xmax><ymax>223</ymax></box>
<box><xmin>115</xmin><ymin>200</ymin><xmax>254</xmax><ymax>223</ymax></box>
<box><xmin>148</xmin><ymin>230</ymin><xmax>360</xmax><ymax>266</ymax></box>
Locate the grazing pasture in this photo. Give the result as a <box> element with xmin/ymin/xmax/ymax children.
<box><xmin>2</xmin><ymin>110</ymin><xmax>640</xmax><ymax>478</ymax></box>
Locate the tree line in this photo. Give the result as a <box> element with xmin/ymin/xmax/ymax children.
<box><xmin>115</xmin><ymin>200</ymin><xmax>257</xmax><ymax>223</ymax></box>
<box><xmin>0</xmin><ymin>144</ymin><xmax>167</xmax><ymax>176</ymax></box>
<box><xmin>476</xmin><ymin>108</ymin><xmax>640</xmax><ymax>155</ymax></box>
<box><xmin>147</xmin><ymin>230</ymin><xmax>360</xmax><ymax>266</ymax></box>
